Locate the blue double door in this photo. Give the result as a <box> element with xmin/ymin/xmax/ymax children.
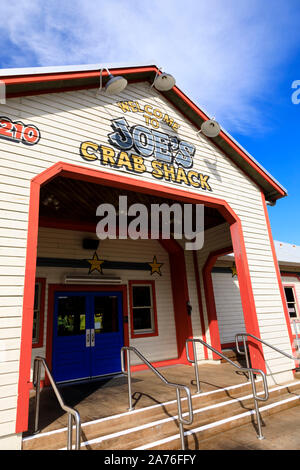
<box><xmin>52</xmin><ymin>291</ymin><xmax>124</xmax><ymax>383</ymax></box>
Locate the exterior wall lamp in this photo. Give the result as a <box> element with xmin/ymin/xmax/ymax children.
<box><xmin>97</xmin><ymin>67</ymin><xmax>128</xmax><ymax>96</ymax></box>
<box><xmin>152</xmin><ymin>68</ymin><xmax>176</xmax><ymax>91</ymax></box>
<box><xmin>0</xmin><ymin>81</ymin><xmax>6</xmax><ymax>104</ymax></box>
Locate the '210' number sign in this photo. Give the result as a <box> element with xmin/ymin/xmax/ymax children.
<box><xmin>0</xmin><ymin>116</ymin><xmax>41</xmax><ymax>145</ymax></box>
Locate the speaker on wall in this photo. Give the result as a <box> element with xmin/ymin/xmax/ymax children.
<box><xmin>82</xmin><ymin>238</ymin><xmax>100</xmax><ymax>250</ymax></box>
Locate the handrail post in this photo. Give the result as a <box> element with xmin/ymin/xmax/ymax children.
<box><xmin>126</xmin><ymin>348</ymin><xmax>134</xmax><ymax>411</ymax></box>
<box><xmin>185</xmin><ymin>339</ymin><xmax>201</xmax><ymax>393</ymax></box>
<box><xmin>74</xmin><ymin>412</ymin><xmax>80</xmax><ymax>450</ymax></box>
<box><xmin>67</xmin><ymin>414</ymin><xmax>73</xmax><ymax>450</ymax></box>
<box><xmin>120</xmin><ymin>346</ymin><xmax>193</xmax><ymax>450</ymax></box>
<box><xmin>32</xmin><ymin>357</ymin><xmax>81</xmax><ymax>450</ymax></box>
<box><xmin>192</xmin><ymin>341</ymin><xmax>201</xmax><ymax>394</ymax></box>
<box><xmin>242</xmin><ymin>336</ymin><xmax>251</xmax><ymax>382</ymax></box>
<box><xmin>176</xmin><ymin>388</ymin><xmax>185</xmax><ymax>450</ymax></box>
<box><xmin>235</xmin><ymin>330</ymin><xmax>300</xmax><ymax>439</ymax></box>
<box><xmin>186</xmin><ymin>337</ymin><xmax>269</xmax><ymax>440</ymax></box>
<box><xmin>33</xmin><ymin>358</ymin><xmax>41</xmax><ymax>434</ymax></box>
<box><xmin>249</xmin><ymin>369</ymin><xmax>264</xmax><ymax>439</ymax></box>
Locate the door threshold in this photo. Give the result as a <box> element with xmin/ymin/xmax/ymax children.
<box><xmin>57</xmin><ymin>372</ymin><xmax>123</xmax><ymax>387</ymax></box>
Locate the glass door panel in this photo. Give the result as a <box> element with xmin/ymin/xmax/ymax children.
<box><xmin>94</xmin><ymin>296</ymin><xmax>119</xmax><ymax>333</ymax></box>
<box><xmin>57</xmin><ymin>295</ymin><xmax>86</xmax><ymax>336</ymax></box>
<box><xmin>52</xmin><ymin>293</ymin><xmax>91</xmax><ymax>382</ymax></box>
<box><xmin>91</xmin><ymin>292</ymin><xmax>123</xmax><ymax>377</ymax></box>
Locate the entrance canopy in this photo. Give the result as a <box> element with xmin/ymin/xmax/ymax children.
<box><xmin>39</xmin><ymin>175</ymin><xmax>226</xmax><ymax>233</ymax></box>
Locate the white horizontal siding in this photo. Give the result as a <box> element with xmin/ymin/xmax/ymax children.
<box><xmin>0</xmin><ymin>421</ymin><xmax>15</xmax><ymax>437</ymax></box>
<box><xmin>212</xmin><ymin>272</ymin><xmax>246</xmax><ymax>345</ymax></box>
<box><xmin>192</xmin><ymin>223</ymin><xmax>232</xmax><ymax>360</ymax></box>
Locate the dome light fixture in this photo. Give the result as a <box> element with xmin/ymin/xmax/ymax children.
<box><xmin>0</xmin><ymin>81</ymin><xmax>6</xmax><ymax>104</ymax></box>
<box><xmin>200</xmin><ymin>119</ymin><xmax>221</xmax><ymax>138</ymax></box>
<box><xmin>152</xmin><ymin>69</ymin><xmax>176</xmax><ymax>91</ymax></box>
<box><xmin>97</xmin><ymin>68</ymin><xmax>128</xmax><ymax>96</ymax></box>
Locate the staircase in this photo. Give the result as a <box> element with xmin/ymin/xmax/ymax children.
<box><xmin>22</xmin><ymin>378</ymin><xmax>300</xmax><ymax>450</ymax></box>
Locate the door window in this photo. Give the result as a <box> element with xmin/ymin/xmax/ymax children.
<box><xmin>94</xmin><ymin>295</ymin><xmax>119</xmax><ymax>333</ymax></box>
<box><xmin>57</xmin><ymin>295</ymin><xmax>86</xmax><ymax>336</ymax></box>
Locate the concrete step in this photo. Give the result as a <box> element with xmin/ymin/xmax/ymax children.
<box><xmin>22</xmin><ymin>379</ymin><xmax>300</xmax><ymax>450</ymax></box>
<box><xmin>140</xmin><ymin>381</ymin><xmax>300</xmax><ymax>450</ymax></box>
<box><xmin>22</xmin><ymin>380</ymin><xmax>259</xmax><ymax>450</ymax></box>
<box><xmin>83</xmin><ymin>381</ymin><xmax>300</xmax><ymax>450</ymax></box>
<box><xmin>220</xmin><ymin>348</ymin><xmax>247</xmax><ymax>366</ymax></box>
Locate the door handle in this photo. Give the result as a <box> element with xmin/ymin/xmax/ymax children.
<box><xmin>86</xmin><ymin>329</ymin><xmax>91</xmax><ymax>347</ymax></box>
<box><xmin>91</xmin><ymin>329</ymin><xmax>95</xmax><ymax>347</ymax></box>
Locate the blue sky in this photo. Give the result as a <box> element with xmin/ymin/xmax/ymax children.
<box><xmin>1</xmin><ymin>0</ymin><xmax>299</xmax><ymax>243</ymax></box>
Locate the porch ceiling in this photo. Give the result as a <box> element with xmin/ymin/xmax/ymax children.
<box><xmin>39</xmin><ymin>175</ymin><xmax>226</xmax><ymax>232</ymax></box>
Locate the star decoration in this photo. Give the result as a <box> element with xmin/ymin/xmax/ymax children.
<box><xmin>231</xmin><ymin>262</ymin><xmax>237</xmax><ymax>277</ymax></box>
<box><xmin>87</xmin><ymin>252</ymin><xmax>104</xmax><ymax>274</ymax></box>
<box><xmin>148</xmin><ymin>255</ymin><xmax>163</xmax><ymax>276</ymax></box>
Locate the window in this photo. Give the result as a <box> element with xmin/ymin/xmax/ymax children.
<box><xmin>129</xmin><ymin>281</ymin><xmax>158</xmax><ymax>338</ymax></box>
<box><xmin>284</xmin><ymin>286</ymin><xmax>298</xmax><ymax>318</ymax></box>
<box><xmin>32</xmin><ymin>278</ymin><xmax>45</xmax><ymax>348</ymax></box>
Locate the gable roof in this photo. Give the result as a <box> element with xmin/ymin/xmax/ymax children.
<box><xmin>0</xmin><ymin>62</ymin><xmax>287</xmax><ymax>202</ymax></box>
<box><xmin>274</xmin><ymin>241</ymin><xmax>300</xmax><ymax>266</ymax></box>
<box><xmin>221</xmin><ymin>240</ymin><xmax>300</xmax><ymax>267</ymax></box>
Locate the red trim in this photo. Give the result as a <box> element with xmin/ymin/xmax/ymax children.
<box><xmin>32</xmin><ymin>278</ymin><xmax>46</xmax><ymax>349</ymax></box>
<box><xmin>1</xmin><ymin>66</ymin><xmax>157</xmax><ymax>86</ymax></box>
<box><xmin>192</xmin><ymin>251</ymin><xmax>208</xmax><ymax>359</ymax></box>
<box><xmin>16</xmin><ymin>161</ymin><xmax>263</xmax><ymax>433</ymax></box>
<box><xmin>15</xmin><ymin>180</ymin><xmax>40</xmax><ymax>433</ymax></box>
<box><xmin>221</xmin><ymin>341</ymin><xmax>244</xmax><ymax>349</ymax></box>
<box><xmin>160</xmin><ymin>239</ymin><xmax>193</xmax><ymax>362</ymax></box>
<box><xmin>203</xmin><ymin>246</ymin><xmax>234</xmax><ymax>360</ymax></box>
<box><xmin>131</xmin><ymin>358</ymin><xmax>183</xmax><ymax>372</ymax></box>
<box><xmin>4</xmin><ymin>78</ymin><xmax>151</xmax><ymax>100</ymax></box>
<box><xmin>128</xmin><ymin>280</ymin><xmax>159</xmax><ymax>339</ymax></box>
<box><xmin>261</xmin><ymin>192</ymin><xmax>296</xmax><ymax>356</ymax></box>
<box><xmin>39</xmin><ymin>217</ymin><xmax>96</xmax><ymax>233</ymax></box>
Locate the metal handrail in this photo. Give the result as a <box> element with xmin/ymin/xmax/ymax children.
<box><xmin>185</xmin><ymin>338</ymin><xmax>269</xmax><ymax>440</ymax></box>
<box><xmin>120</xmin><ymin>346</ymin><xmax>193</xmax><ymax>450</ymax></box>
<box><xmin>33</xmin><ymin>356</ymin><xmax>81</xmax><ymax>450</ymax></box>
<box><xmin>235</xmin><ymin>332</ymin><xmax>300</xmax><ymax>364</ymax></box>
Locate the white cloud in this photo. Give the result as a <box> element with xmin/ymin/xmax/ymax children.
<box><xmin>0</xmin><ymin>0</ymin><xmax>299</xmax><ymax>134</ymax></box>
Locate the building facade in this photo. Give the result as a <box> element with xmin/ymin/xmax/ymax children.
<box><xmin>0</xmin><ymin>64</ymin><xmax>295</xmax><ymax>449</ymax></box>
